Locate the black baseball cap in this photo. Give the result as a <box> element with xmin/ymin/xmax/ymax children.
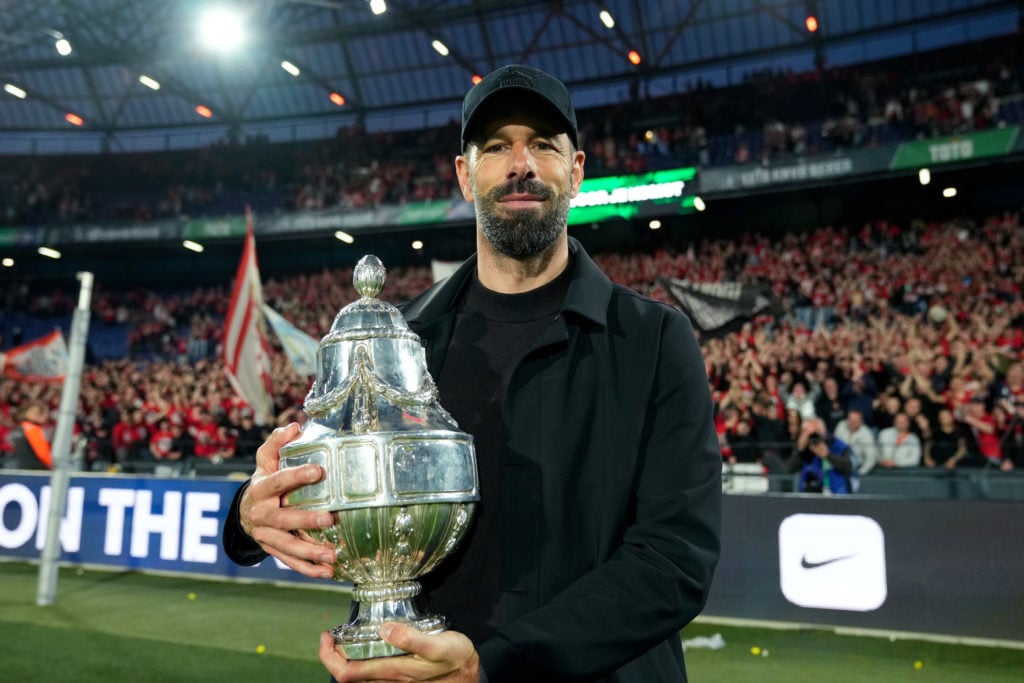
<box><xmin>461</xmin><ymin>64</ymin><xmax>578</xmax><ymax>151</ymax></box>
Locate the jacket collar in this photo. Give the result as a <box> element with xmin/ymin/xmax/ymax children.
<box><xmin>402</xmin><ymin>236</ymin><xmax>611</xmax><ymax>328</ymax></box>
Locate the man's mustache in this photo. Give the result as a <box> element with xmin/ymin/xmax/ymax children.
<box><xmin>487</xmin><ymin>179</ymin><xmax>553</xmax><ymax>201</ymax></box>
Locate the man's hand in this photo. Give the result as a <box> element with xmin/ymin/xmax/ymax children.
<box><xmin>239</xmin><ymin>422</ymin><xmax>336</xmax><ymax>579</ymax></box>
<box><xmin>319</xmin><ymin>624</ymin><xmax>480</xmax><ymax>682</ymax></box>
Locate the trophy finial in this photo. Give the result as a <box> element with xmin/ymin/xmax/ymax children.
<box><xmin>354</xmin><ymin>255</ymin><xmax>386</xmax><ymax>299</ymax></box>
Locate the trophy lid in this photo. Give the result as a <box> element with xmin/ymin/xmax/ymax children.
<box><xmin>302</xmin><ymin>255</ymin><xmax>457</xmax><ymax>435</ymax></box>
<box><xmin>323</xmin><ymin>255</ymin><xmax>418</xmax><ymax>343</ymax></box>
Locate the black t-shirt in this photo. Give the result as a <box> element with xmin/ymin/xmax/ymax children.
<box><xmin>929</xmin><ymin>425</ymin><xmax>965</xmax><ymax>465</ymax></box>
<box><xmin>420</xmin><ymin>261</ymin><xmax>572</xmax><ymax>643</ymax></box>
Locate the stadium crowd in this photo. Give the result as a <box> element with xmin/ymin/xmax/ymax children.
<box><xmin>2</xmin><ymin>209</ymin><xmax>1023</xmax><ymax>482</ymax></box>
<box><xmin>1</xmin><ymin>35</ymin><xmax>1019</xmax><ymax>227</ymax></box>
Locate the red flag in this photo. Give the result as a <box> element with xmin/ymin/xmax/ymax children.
<box><xmin>223</xmin><ymin>212</ymin><xmax>274</xmax><ymax>424</ymax></box>
<box><xmin>0</xmin><ymin>330</ymin><xmax>68</xmax><ymax>383</ymax></box>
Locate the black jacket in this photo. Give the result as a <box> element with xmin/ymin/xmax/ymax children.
<box><xmin>223</xmin><ymin>238</ymin><xmax>722</xmax><ymax>682</ymax></box>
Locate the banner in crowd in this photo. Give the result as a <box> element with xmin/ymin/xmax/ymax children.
<box><xmin>889</xmin><ymin>126</ymin><xmax>1020</xmax><ymax>170</ymax></box>
<box><xmin>261</xmin><ymin>303</ymin><xmax>319</xmax><ymax>377</ymax></box>
<box><xmin>567</xmin><ymin>167</ymin><xmax>698</xmax><ymax>225</ymax></box>
<box><xmin>222</xmin><ymin>214</ymin><xmax>274</xmax><ymax>425</ymax></box>
<box><xmin>697</xmin><ymin>153</ymin><xmax>874</xmax><ymax>194</ymax></box>
<box><xmin>183</xmin><ymin>216</ymin><xmax>248</xmax><ymax>240</ymax></box>
<box><xmin>660</xmin><ymin>278</ymin><xmax>785</xmax><ymax>338</ymax></box>
<box><xmin>0</xmin><ymin>330</ymin><xmax>68</xmax><ymax>382</ymax></box>
<box><xmin>0</xmin><ymin>472</ymin><xmax>320</xmax><ymax>585</ymax></box>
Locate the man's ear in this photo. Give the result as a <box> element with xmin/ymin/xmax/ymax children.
<box><xmin>569</xmin><ymin>149</ymin><xmax>585</xmax><ymax>198</ymax></box>
<box><xmin>455</xmin><ymin>154</ymin><xmax>474</xmax><ymax>202</ymax></box>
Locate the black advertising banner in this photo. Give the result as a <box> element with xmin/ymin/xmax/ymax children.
<box><xmin>706</xmin><ymin>495</ymin><xmax>1024</xmax><ymax>643</ymax></box>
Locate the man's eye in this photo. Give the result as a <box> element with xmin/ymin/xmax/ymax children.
<box><xmin>483</xmin><ymin>143</ymin><xmax>508</xmax><ymax>153</ymax></box>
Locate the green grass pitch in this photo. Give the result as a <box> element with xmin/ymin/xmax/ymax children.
<box><xmin>1</xmin><ymin>561</ymin><xmax>1020</xmax><ymax>682</ymax></box>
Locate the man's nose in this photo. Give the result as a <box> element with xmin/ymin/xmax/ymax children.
<box><xmin>507</xmin><ymin>142</ymin><xmax>536</xmax><ymax>179</ymax></box>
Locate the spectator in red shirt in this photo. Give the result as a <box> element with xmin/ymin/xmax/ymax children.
<box><xmin>189</xmin><ymin>406</ymin><xmax>219</xmax><ymax>459</ymax></box>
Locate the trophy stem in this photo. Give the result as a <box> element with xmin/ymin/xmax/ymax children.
<box><xmin>333</xmin><ymin>580</ymin><xmax>447</xmax><ymax>659</ymax></box>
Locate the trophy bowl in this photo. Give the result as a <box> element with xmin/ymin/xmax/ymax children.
<box><xmin>279</xmin><ymin>255</ymin><xmax>478</xmax><ymax>659</ymax></box>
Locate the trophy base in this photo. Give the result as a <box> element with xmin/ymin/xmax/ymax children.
<box><xmin>331</xmin><ymin>615</ymin><xmax>446</xmax><ymax>659</ymax></box>
<box><xmin>332</xmin><ymin>581</ymin><xmax>447</xmax><ymax>660</ymax></box>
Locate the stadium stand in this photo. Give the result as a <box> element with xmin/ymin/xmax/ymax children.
<box><xmin>2</xmin><ymin>34</ymin><xmax>1022</xmax><ymax>500</ymax></box>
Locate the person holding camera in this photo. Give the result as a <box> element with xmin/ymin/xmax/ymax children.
<box><xmin>790</xmin><ymin>417</ymin><xmax>857</xmax><ymax>494</ymax></box>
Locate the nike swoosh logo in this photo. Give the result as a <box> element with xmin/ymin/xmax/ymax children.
<box><xmin>801</xmin><ymin>553</ymin><xmax>857</xmax><ymax>569</ymax></box>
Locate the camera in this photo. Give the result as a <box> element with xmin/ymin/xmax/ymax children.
<box><xmin>808</xmin><ymin>433</ymin><xmax>827</xmax><ymax>447</ymax></box>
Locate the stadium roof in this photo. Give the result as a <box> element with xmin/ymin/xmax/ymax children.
<box><xmin>0</xmin><ymin>0</ymin><xmax>1018</xmax><ymax>152</ymax></box>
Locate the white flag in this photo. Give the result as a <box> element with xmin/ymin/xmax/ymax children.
<box><xmin>262</xmin><ymin>303</ymin><xmax>319</xmax><ymax>377</ymax></box>
<box><xmin>0</xmin><ymin>330</ymin><xmax>68</xmax><ymax>382</ymax></box>
<box><xmin>222</xmin><ymin>213</ymin><xmax>274</xmax><ymax>425</ymax></box>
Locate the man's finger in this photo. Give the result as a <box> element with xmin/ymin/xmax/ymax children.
<box><xmin>255</xmin><ymin>422</ymin><xmax>302</xmax><ymax>471</ymax></box>
<box><xmin>380</xmin><ymin>623</ymin><xmax>473</xmax><ymax>666</ymax></box>
<box><xmin>379</xmin><ymin>622</ymin><xmax>438</xmax><ymax>658</ymax></box>
<box><xmin>252</xmin><ymin>462</ymin><xmax>325</xmax><ymax>500</ymax></box>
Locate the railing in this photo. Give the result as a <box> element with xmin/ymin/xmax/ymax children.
<box><xmin>723</xmin><ymin>462</ymin><xmax>1024</xmax><ymax>500</ymax></box>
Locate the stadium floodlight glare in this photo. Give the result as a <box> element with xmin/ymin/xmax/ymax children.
<box><xmin>183</xmin><ymin>240</ymin><xmax>205</xmax><ymax>253</ymax></box>
<box><xmin>65</xmin><ymin>113</ymin><xmax>83</xmax><ymax>126</ymax></box>
<box><xmin>942</xmin><ymin>187</ymin><xmax>957</xmax><ymax>198</ymax></box>
<box><xmin>2</xmin><ymin>258</ymin><xmax>14</xmax><ymax>267</ymax></box>
<box><xmin>139</xmin><ymin>75</ymin><xmax>161</xmax><ymax>90</ymax></box>
<box><xmin>648</xmin><ymin>219</ymin><xmax>662</xmax><ymax>230</ymax></box>
<box><xmin>55</xmin><ymin>38</ymin><xmax>72</xmax><ymax>56</ymax></box>
<box><xmin>599</xmin><ymin>10</ymin><xmax>615</xmax><ymax>28</ymax></box>
<box><xmin>918</xmin><ymin>168</ymin><xmax>931</xmax><ymax>185</ymax></box>
<box><xmin>431</xmin><ymin>40</ymin><xmax>449</xmax><ymax>56</ymax></box>
<box><xmin>693</xmin><ymin>196</ymin><xmax>707</xmax><ymax>212</ymax></box>
<box><xmin>628</xmin><ymin>50</ymin><xmax>642</xmax><ymax>65</ymax></box>
<box><xmin>805</xmin><ymin>16</ymin><xmax>819</xmax><ymax>32</ymax></box>
<box><xmin>38</xmin><ymin>246</ymin><xmax>62</xmax><ymax>259</ymax></box>
<box><xmin>334</xmin><ymin>230</ymin><xmax>355</xmax><ymax>244</ymax></box>
<box><xmin>411</xmin><ymin>239</ymin><xmax>424</xmax><ymax>250</ymax></box>
<box><xmin>198</xmin><ymin>7</ymin><xmax>246</xmax><ymax>52</ymax></box>
<box><xmin>329</xmin><ymin>92</ymin><xmax>346</xmax><ymax>106</ymax></box>
<box><xmin>4</xmin><ymin>83</ymin><xmax>27</xmax><ymax>99</ymax></box>
<box><xmin>196</xmin><ymin>105</ymin><xmax>213</xmax><ymax>118</ymax></box>
<box><xmin>281</xmin><ymin>60</ymin><xmax>300</xmax><ymax>77</ymax></box>
<box><xmin>369</xmin><ymin>0</ymin><xmax>387</xmax><ymax>15</ymax></box>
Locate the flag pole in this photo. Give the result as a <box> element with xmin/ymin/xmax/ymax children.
<box><xmin>37</xmin><ymin>271</ymin><xmax>94</xmax><ymax>606</ymax></box>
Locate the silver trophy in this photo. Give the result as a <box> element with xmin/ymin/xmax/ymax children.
<box><xmin>279</xmin><ymin>255</ymin><xmax>478</xmax><ymax>659</ymax></box>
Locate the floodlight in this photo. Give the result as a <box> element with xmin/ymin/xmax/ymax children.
<box><xmin>55</xmin><ymin>38</ymin><xmax>72</xmax><ymax>56</ymax></box>
<box><xmin>599</xmin><ymin>10</ymin><xmax>615</xmax><ymax>28</ymax></box>
<box><xmin>38</xmin><ymin>247</ymin><xmax>62</xmax><ymax>259</ymax></box>
<box><xmin>4</xmin><ymin>84</ymin><xmax>27</xmax><ymax>99</ymax></box>
<box><xmin>198</xmin><ymin>7</ymin><xmax>246</xmax><ymax>52</ymax></box>
<box><xmin>370</xmin><ymin>0</ymin><xmax>387</xmax><ymax>15</ymax></box>
<box><xmin>335</xmin><ymin>231</ymin><xmax>355</xmax><ymax>244</ymax></box>
<box><xmin>139</xmin><ymin>75</ymin><xmax>161</xmax><ymax>90</ymax></box>
<box><xmin>431</xmin><ymin>40</ymin><xmax>449</xmax><ymax>56</ymax></box>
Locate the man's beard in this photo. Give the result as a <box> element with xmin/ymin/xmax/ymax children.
<box><xmin>474</xmin><ymin>178</ymin><xmax>570</xmax><ymax>259</ymax></box>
